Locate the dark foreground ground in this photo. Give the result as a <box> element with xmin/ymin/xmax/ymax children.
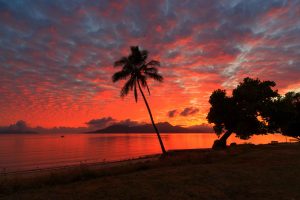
<box><xmin>1</xmin><ymin>143</ymin><xmax>300</xmax><ymax>200</ymax></box>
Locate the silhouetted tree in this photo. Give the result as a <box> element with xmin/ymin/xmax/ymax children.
<box><xmin>207</xmin><ymin>89</ymin><xmax>238</xmax><ymax>148</ymax></box>
<box><xmin>112</xmin><ymin>46</ymin><xmax>166</xmax><ymax>154</ymax></box>
<box><xmin>207</xmin><ymin>77</ymin><xmax>279</xmax><ymax>149</ymax></box>
<box><xmin>267</xmin><ymin>92</ymin><xmax>300</xmax><ymax>141</ymax></box>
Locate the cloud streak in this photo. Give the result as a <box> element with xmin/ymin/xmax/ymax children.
<box><xmin>180</xmin><ymin>107</ymin><xmax>200</xmax><ymax>117</ymax></box>
<box><xmin>167</xmin><ymin>110</ymin><xmax>177</xmax><ymax>118</ymax></box>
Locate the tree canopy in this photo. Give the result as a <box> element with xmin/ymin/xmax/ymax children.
<box><xmin>207</xmin><ymin>77</ymin><xmax>279</xmax><ymax>148</ymax></box>
<box><xmin>267</xmin><ymin>92</ymin><xmax>300</xmax><ymax>140</ymax></box>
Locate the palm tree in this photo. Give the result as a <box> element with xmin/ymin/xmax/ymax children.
<box><xmin>112</xmin><ymin>46</ymin><xmax>166</xmax><ymax>154</ymax></box>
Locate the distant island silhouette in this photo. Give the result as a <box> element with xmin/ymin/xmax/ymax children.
<box><xmin>0</xmin><ymin>120</ymin><xmax>38</xmax><ymax>134</ymax></box>
<box><xmin>90</xmin><ymin>122</ymin><xmax>213</xmax><ymax>133</ymax></box>
<box><xmin>0</xmin><ymin>120</ymin><xmax>213</xmax><ymax>134</ymax></box>
<box><xmin>0</xmin><ymin>130</ymin><xmax>38</xmax><ymax>134</ymax></box>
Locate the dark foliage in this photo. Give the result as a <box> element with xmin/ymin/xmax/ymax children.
<box><xmin>112</xmin><ymin>46</ymin><xmax>163</xmax><ymax>102</ymax></box>
<box><xmin>267</xmin><ymin>92</ymin><xmax>300</xmax><ymax>140</ymax></box>
<box><xmin>207</xmin><ymin>77</ymin><xmax>279</xmax><ymax>148</ymax></box>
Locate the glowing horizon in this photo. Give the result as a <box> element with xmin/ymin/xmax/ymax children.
<box><xmin>1</xmin><ymin>0</ymin><xmax>300</xmax><ymax>128</ymax></box>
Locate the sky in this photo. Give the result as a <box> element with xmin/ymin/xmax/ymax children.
<box><xmin>0</xmin><ymin>0</ymin><xmax>300</xmax><ymax>128</ymax></box>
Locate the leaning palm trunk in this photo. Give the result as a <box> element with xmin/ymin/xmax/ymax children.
<box><xmin>137</xmin><ymin>80</ymin><xmax>166</xmax><ymax>154</ymax></box>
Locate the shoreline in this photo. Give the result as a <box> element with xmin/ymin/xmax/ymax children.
<box><xmin>1</xmin><ymin>153</ymin><xmax>162</xmax><ymax>176</ymax></box>
<box><xmin>0</xmin><ymin>142</ymin><xmax>295</xmax><ymax>176</ymax></box>
<box><xmin>1</xmin><ymin>142</ymin><xmax>300</xmax><ymax>199</ymax></box>
<box><xmin>2</xmin><ymin>147</ymin><xmax>215</xmax><ymax>177</ymax></box>
<box><xmin>1</xmin><ymin>141</ymin><xmax>295</xmax><ymax>176</ymax></box>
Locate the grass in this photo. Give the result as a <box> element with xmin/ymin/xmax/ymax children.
<box><xmin>1</xmin><ymin>143</ymin><xmax>300</xmax><ymax>199</ymax></box>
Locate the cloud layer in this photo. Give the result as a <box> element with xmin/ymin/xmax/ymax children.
<box><xmin>0</xmin><ymin>0</ymin><xmax>300</xmax><ymax>127</ymax></box>
<box><xmin>86</xmin><ymin>117</ymin><xmax>144</xmax><ymax>129</ymax></box>
<box><xmin>167</xmin><ymin>107</ymin><xmax>199</xmax><ymax>118</ymax></box>
<box><xmin>180</xmin><ymin>107</ymin><xmax>200</xmax><ymax>117</ymax></box>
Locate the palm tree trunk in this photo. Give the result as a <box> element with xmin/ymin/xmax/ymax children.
<box><xmin>137</xmin><ymin>80</ymin><xmax>166</xmax><ymax>154</ymax></box>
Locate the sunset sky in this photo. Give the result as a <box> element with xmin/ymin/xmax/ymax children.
<box><xmin>1</xmin><ymin>0</ymin><xmax>300</xmax><ymax>128</ymax></box>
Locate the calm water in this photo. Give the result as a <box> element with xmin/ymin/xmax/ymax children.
<box><xmin>0</xmin><ymin>133</ymin><xmax>292</xmax><ymax>172</ymax></box>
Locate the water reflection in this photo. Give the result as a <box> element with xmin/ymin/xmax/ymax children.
<box><xmin>0</xmin><ymin>133</ymin><xmax>292</xmax><ymax>172</ymax></box>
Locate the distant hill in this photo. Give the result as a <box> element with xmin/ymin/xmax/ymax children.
<box><xmin>91</xmin><ymin>122</ymin><xmax>213</xmax><ymax>133</ymax></box>
<box><xmin>0</xmin><ymin>130</ymin><xmax>38</xmax><ymax>134</ymax></box>
<box><xmin>0</xmin><ymin>120</ymin><xmax>38</xmax><ymax>134</ymax></box>
<box><xmin>0</xmin><ymin>120</ymin><xmax>88</xmax><ymax>134</ymax></box>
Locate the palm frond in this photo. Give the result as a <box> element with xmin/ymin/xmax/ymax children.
<box><xmin>129</xmin><ymin>46</ymin><xmax>148</xmax><ymax>66</ymax></box>
<box><xmin>144</xmin><ymin>67</ymin><xmax>158</xmax><ymax>74</ymax></box>
<box><xmin>113</xmin><ymin>46</ymin><xmax>163</xmax><ymax>101</ymax></box>
<box><xmin>138</xmin><ymin>75</ymin><xmax>151</xmax><ymax>95</ymax></box>
<box><xmin>112</xmin><ymin>70</ymin><xmax>131</xmax><ymax>82</ymax></box>
<box><xmin>130</xmin><ymin>46</ymin><xmax>139</xmax><ymax>54</ymax></box>
<box><xmin>144</xmin><ymin>71</ymin><xmax>163</xmax><ymax>82</ymax></box>
<box><xmin>140</xmin><ymin>60</ymin><xmax>159</xmax><ymax>71</ymax></box>
<box><xmin>122</xmin><ymin>63</ymin><xmax>134</xmax><ymax>71</ymax></box>
<box><xmin>114</xmin><ymin>57</ymin><xmax>128</xmax><ymax>67</ymax></box>
<box><xmin>139</xmin><ymin>74</ymin><xmax>147</xmax><ymax>87</ymax></box>
<box><xmin>146</xmin><ymin>60</ymin><xmax>160</xmax><ymax>66</ymax></box>
<box><xmin>129</xmin><ymin>46</ymin><xmax>140</xmax><ymax>64</ymax></box>
<box><xmin>141</xmin><ymin>50</ymin><xmax>148</xmax><ymax>61</ymax></box>
<box><xmin>120</xmin><ymin>78</ymin><xmax>135</xmax><ymax>97</ymax></box>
